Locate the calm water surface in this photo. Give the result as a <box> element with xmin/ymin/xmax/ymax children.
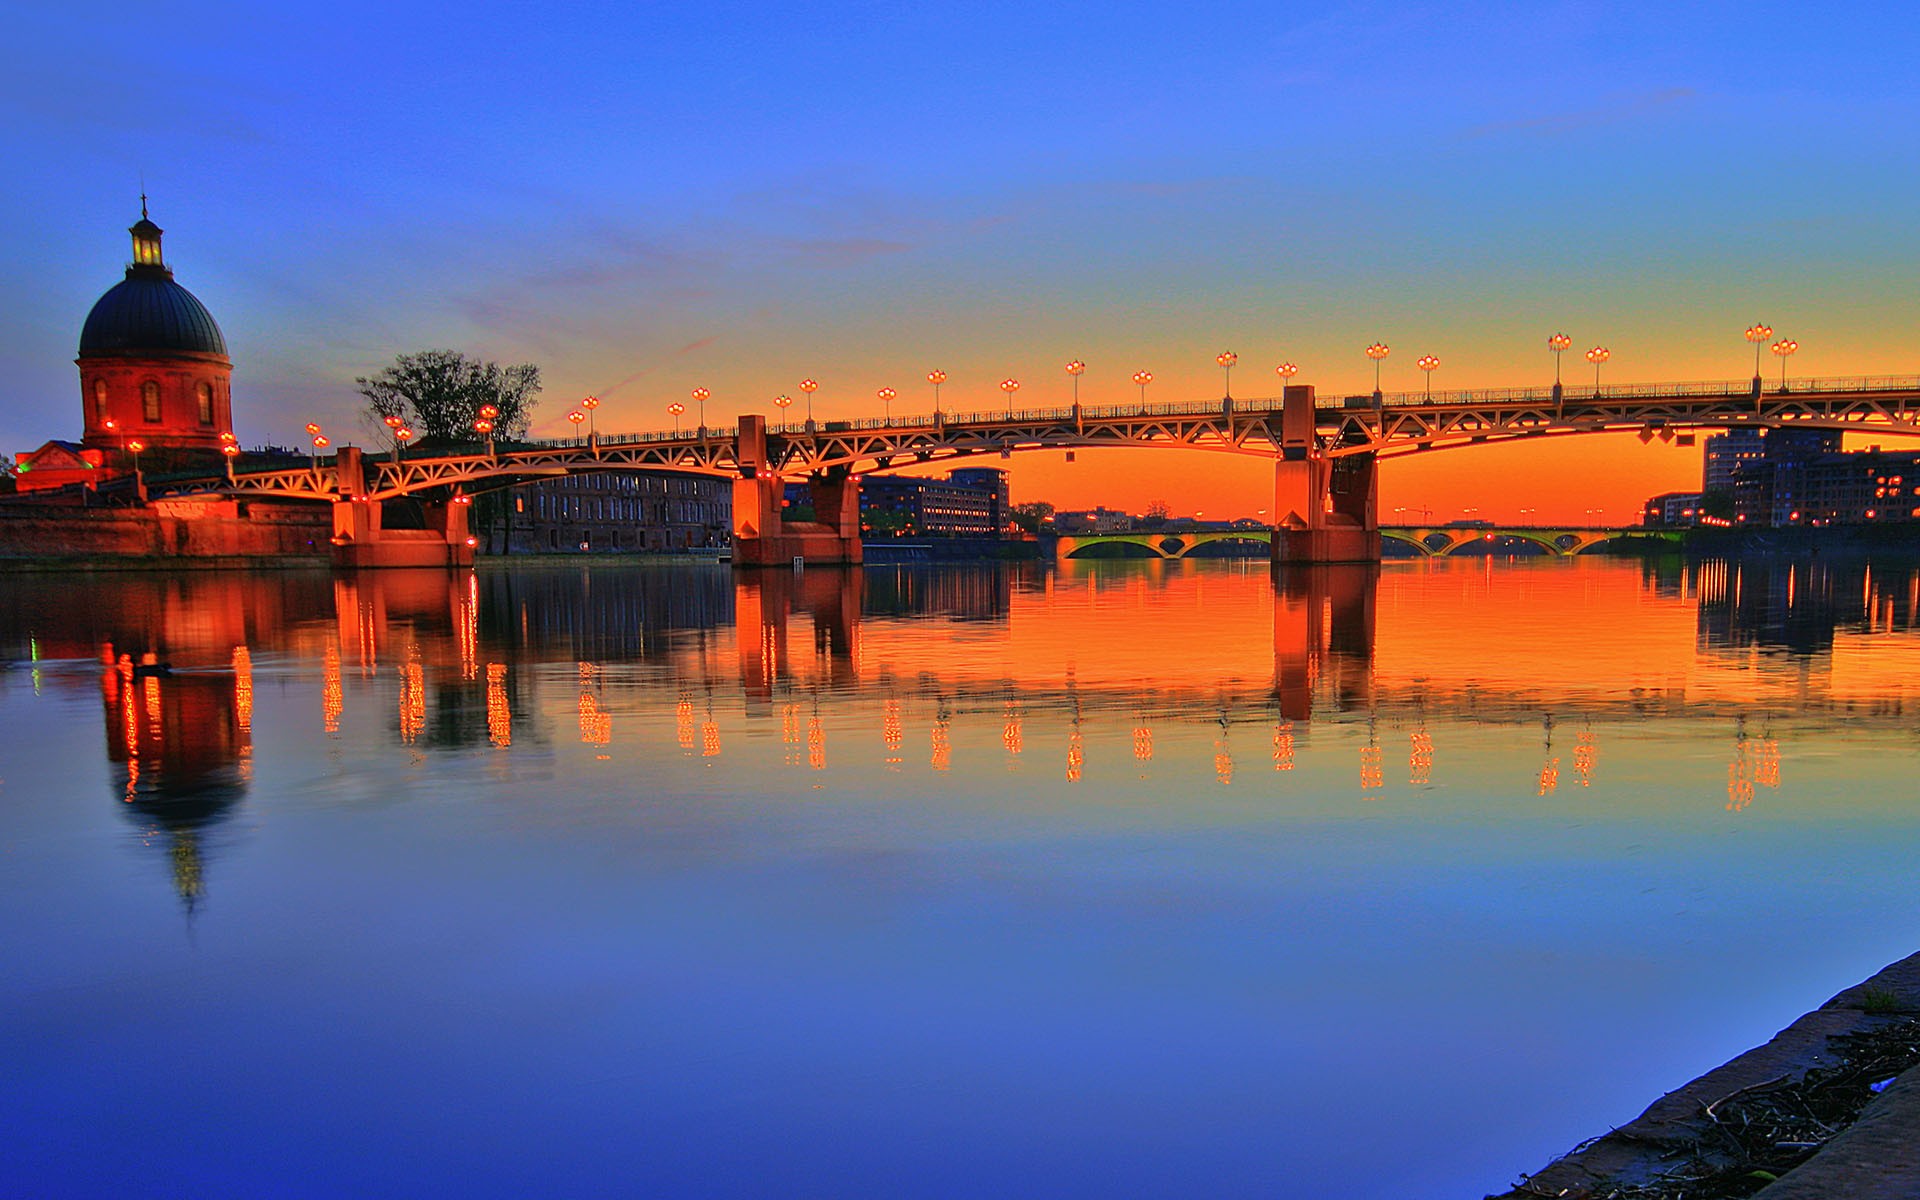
<box><xmin>4</xmin><ymin>556</ymin><xmax>1920</xmax><ymax>1198</ymax></box>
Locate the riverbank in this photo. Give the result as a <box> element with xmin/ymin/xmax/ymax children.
<box><xmin>1493</xmin><ymin>951</ymin><xmax>1920</xmax><ymax>1199</ymax></box>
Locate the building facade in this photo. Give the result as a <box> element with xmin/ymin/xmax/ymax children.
<box><xmin>1642</xmin><ymin>491</ymin><xmax>1705</xmax><ymax>526</ymax></box>
<box><xmin>781</xmin><ymin>469</ymin><xmax>1009</xmax><ymax>539</ymax></box>
<box><xmin>483</xmin><ymin>470</ymin><xmax>730</xmax><ymax>553</ymax></box>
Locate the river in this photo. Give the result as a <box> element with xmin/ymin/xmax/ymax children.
<box><xmin>3</xmin><ymin>555</ymin><xmax>1918</xmax><ymax>1197</ymax></box>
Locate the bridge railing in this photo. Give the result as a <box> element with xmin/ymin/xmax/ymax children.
<box><xmin>310</xmin><ymin>375</ymin><xmax>1920</xmax><ymax>458</ymax></box>
<box><xmin>1355</xmin><ymin>375</ymin><xmax>1920</xmax><ymax>410</ymax></box>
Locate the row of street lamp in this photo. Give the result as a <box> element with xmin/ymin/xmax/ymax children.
<box><xmin>612</xmin><ymin>324</ymin><xmax>1803</xmax><ymax>434</ymax></box>
<box><xmin>298</xmin><ymin>324</ymin><xmax>1811</xmax><ymax>452</ymax></box>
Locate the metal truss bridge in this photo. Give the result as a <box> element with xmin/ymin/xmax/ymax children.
<box><xmin>183</xmin><ymin>373</ymin><xmax>1920</xmax><ymax>504</ymax></box>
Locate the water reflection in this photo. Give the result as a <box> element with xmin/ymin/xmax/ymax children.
<box><xmin>11</xmin><ymin>556</ymin><xmax>1920</xmax><ymax>1198</ymax></box>
<box><xmin>9</xmin><ymin>554</ymin><xmax>1920</xmax><ymax>909</ymax></box>
<box><xmin>100</xmin><ymin>650</ymin><xmax>249</xmax><ymax>910</ymax></box>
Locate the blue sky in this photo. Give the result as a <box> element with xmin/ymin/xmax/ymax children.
<box><xmin>6</xmin><ymin>1</ymin><xmax>1918</xmax><ymax>516</ymax></box>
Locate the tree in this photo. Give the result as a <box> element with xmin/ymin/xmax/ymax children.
<box><xmin>355</xmin><ymin>350</ymin><xmax>542</xmax><ymax>443</ymax></box>
<box><xmin>1699</xmin><ymin>489</ymin><xmax>1735</xmax><ymax>521</ymax></box>
<box><xmin>1010</xmin><ymin>501</ymin><xmax>1055</xmax><ymax>534</ymax></box>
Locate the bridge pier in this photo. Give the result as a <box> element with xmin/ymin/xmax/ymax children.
<box><xmin>730</xmin><ymin>414</ymin><xmax>863</xmax><ymax>567</ymax></box>
<box><xmin>1271</xmin><ymin>385</ymin><xmax>1381</xmax><ymax>565</ymax></box>
<box><xmin>327</xmin><ymin>445</ymin><xmax>476</xmax><ymax>569</ymax></box>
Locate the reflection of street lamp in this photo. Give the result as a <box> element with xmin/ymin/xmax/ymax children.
<box><xmin>581</xmin><ymin>394</ymin><xmax>600</xmax><ymax>442</ymax></box>
<box><xmin>774</xmin><ymin>393</ymin><xmax>793</xmax><ymax>426</ymax></box>
<box><xmin>1216</xmin><ymin>350</ymin><xmax>1238</xmax><ymax>398</ymax></box>
<box><xmin>667</xmin><ymin>401</ymin><xmax>686</xmax><ymax>434</ymax></box>
<box><xmin>691</xmin><ymin>387</ymin><xmax>710</xmax><ymax>434</ymax></box>
<box><xmin>926</xmin><ymin>370</ymin><xmax>946</xmax><ymax>418</ymax></box>
<box><xmin>1132</xmin><ymin>370</ymin><xmax>1153</xmax><ymax>406</ymax></box>
<box><xmin>1548</xmin><ymin>332</ymin><xmax>1571</xmax><ymax>391</ymax></box>
<box><xmin>799</xmin><ymin>378</ymin><xmax>818</xmax><ymax>425</ymax></box>
<box><xmin>1771</xmin><ymin>338</ymin><xmax>1799</xmax><ymax>390</ymax></box>
<box><xmin>999</xmin><ymin>377</ymin><xmax>1020</xmax><ymax>418</ymax></box>
<box><xmin>1585</xmin><ymin>345</ymin><xmax>1610</xmax><ymax>394</ymax></box>
<box><xmin>878</xmin><ymin>387</ymin><xmax>896</xmax><ymax>425</ymax></box>
<box><xmin>1065</xmin><ymin>360</ymin><xmax>1085</xmax><ymax>408</ymax></box>
<box><xmin>1365</xmin><ymin>342</ymin><xmax>1390</xmax><ymax>396</ymax></box>
<box><xmin>1744</xmin><ymin>322</ymin><xmax>1773</xmax><ymax>385</ymax></box>
<box><xmin>1416</xmin><ymin>354</ymin><xmax>1440</xmax><ymax>398</ymax></box>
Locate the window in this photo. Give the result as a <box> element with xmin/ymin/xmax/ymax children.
<box><xmin>142</xmin><ymin>381</ymin><xmax>161</xmax><ymax>422</ymax></box>
<box><xmin>93</xmin><ymin>380</ymin><xmax>108</xmax><ymax>423</ymax></box>
<box><xmin>196</xmin><ymin>382</ymin><xmax>214</xmax><ymax>425</ymax></box>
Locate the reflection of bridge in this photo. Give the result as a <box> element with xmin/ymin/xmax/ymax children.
<box><xmin>1057</xmin><ymin>527</ymin><xmax>1682</xmax><ymax>559</ymax></box>
<box><xmin>160</xmin><ymin>374</ymin><xmax>1920</xmax><ymax>568</ymax></box>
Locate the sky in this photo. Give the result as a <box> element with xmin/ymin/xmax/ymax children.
<box><xmin>5</xmin><ymin>1</ymin><xmax>1919</xmax><ymax>523</ymax></box>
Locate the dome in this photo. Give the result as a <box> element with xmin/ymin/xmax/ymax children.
<box><xmin>79</xmin><ymin>274</ymin><xmax>228</xmax><ymax>359</ymax></box>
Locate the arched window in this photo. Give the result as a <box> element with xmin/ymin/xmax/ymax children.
<box><xmin>196</xmin><ymin>382</ymin><xmax>214</xmax><ymax>425</ymax></box>
<box><xmin>92</xmin><ymin>380</ymin><xmax>108</xmax><ymax>423</ymax></box>
<box><xmin>142</xmin><ymin>381</ymin><xmax>161</xmax><ymax>422</ymax></box>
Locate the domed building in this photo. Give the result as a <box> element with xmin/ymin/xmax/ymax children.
<box><xmin>78</xmin><ymin>202</ymin><xmax>233</xmax><ymax>453</ymax></box>
<box><xmin>13</xmin><ymin>204</ymin><xmax>234</xmax><ymax>493</ymax></box>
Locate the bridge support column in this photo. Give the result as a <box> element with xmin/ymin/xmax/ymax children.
<box><xmin>1270</xmin><ymin>385</ymin><xmax>1381</xmax><ymax>565</ymax></box>
<box><xmin>729</xmin><ymin>414</ymin><xmax>864</xmax><ymax>567</ymax></box>
<box><xmin>327</xmin><ymin>445</ymin><xmax>475</xmax><ymax>569</ymax></box>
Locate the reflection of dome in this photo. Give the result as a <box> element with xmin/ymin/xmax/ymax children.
<box><xmin>79</xmin><ymin>271</ymin><xmax>228</xmax><ymax>358</ymax></box>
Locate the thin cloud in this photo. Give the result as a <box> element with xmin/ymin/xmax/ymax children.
<box><xmin>1461</xmin><ymin>87</ymin><xmax>1696</xmax><ymax>140</ymax></box>
<box><xmin>784</xmin><ymin>236</ymin><xmax>916</xmax><ymax>265</ymax></box>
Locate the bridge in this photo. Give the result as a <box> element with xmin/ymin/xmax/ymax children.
<box><xmin>158</xmin><ymin>373</ymin><xmax>1920</xmax><ymax>568</ymax></box>
<box><xmin>1055</xmin><ymin>526</ymin><xmax>1683</xmax><ymax>559</ymax></box>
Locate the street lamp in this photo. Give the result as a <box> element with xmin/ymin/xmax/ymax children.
<box><xmin>1744</xmin><ymin>323</ymin><xmax>1773</xmax><ymax>385</ymax></box>
<box><xmin>221</xmin><ymin>437</ymin><xmax>240</xmax><ymax>484</ymax></box>
<box><xmin>311</xmin><ymin>433</ymin><xmax>329</xmax><ymax>467</ymax></box>
<box><xmin>383</xmin><ymin>413</ymin><xmax>405</xmax><ymax>460</ymax></box>
<box><xmin>1585</xmin><ymin>345</ymin><xmax>1610</xmax><ymax>394</ymax></box>
<box><xmin>581</xmin><ymin>394</ymin><xmax>600</xmax><ymax>442</ymax></box>
<box><xmin>1548</xmin><ymin>332</ymin><xmax>1571</xmax><ymax>390</ymax></box>
<box><xmin>1216</xmin><ymin>351</ymin><xmax>1238</xmax><ymax>399</ymax></box>
<box><xmin>691</xmin><ymin>387</ymin><xmax>710</xmax><ymax>434</ymax></box>
<box><xmin>999</xmin><ymin>377</ymin><xmax>1020</xmax><ymax>418</ymax></box>
<box><xmin>799</xmin><ymin>378</ymin><xmax>818</xmax><ymax>426</ymax></box>
<box><xmin>667</xmin><ymin>401</ymin><xmax>686</xmax><ymax>434</ymax></box>
<box><xmin>1365</xmin><ymin>343</ymin><xmax>1390</xmax><ymax>397</ymax></box>
<box><xmin>472</xmin><ymin>416</ymin><xmax>495</xmax><ymax>455</ymax></box>
<box><xmin>1275</xmin><ymin>362</ymin><xmax>1300</xmax><ymax>400</ymax></box>
<box><xmin>774</xmin><ymin>393</ymin><xmax>794</xmax><ymax>426</ymax></box>
<box><xmin>878</xmin><ymin>386</ymin><xmax>896</xmax><ymax>425</ymax></box>
<box><xmin>926</xmin><ymin>370</ymin><xmax>946</xmax><ymax>418</ymax></box>
<box><xmin>567</xmin><ymin>409</ymin><xmax>586</xmax><ymax>445</ymax></box>
<box><xmin>396</xmin><ymin>426</ymin><xmax>415</xmax><ymax>457</ymax></box>
<box><xmin>1416</xmin><ymin>354</ymin><xmax>1440</xmax><ymax>399</ymax></box>
<box><xmin>1771</xmin><ymin>338</ymin><xmax>1799</xmax><ymax>391</ymax></box>
<box><xmin>1065</xmin><ymin>360</ymin><xmax>1085</xmax><ymax>408</ymax></box>
<box><xmin>304</xmin><ymin>422</ymin><xmax>324</xmax><ymax>469</ymax></box>
<box><xmin>1132</xmin><ymin>370</ymin><xmax>1153</xmax><ymax>407</ymax></box>
<box><xmin>127</xmin><ymin>439</ymin><xmax>145</xmax><ymax>497</ymax></box>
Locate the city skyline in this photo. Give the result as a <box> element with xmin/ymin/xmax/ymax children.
<box><xmin>5</xmin><ymin>2</ymin><xmax>1917</xmax><ymax>522</ymax></box>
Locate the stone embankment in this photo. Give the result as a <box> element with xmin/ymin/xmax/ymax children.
<box><xmin>1494</xmin><ymin>952</ymin><xmax>1920</xmax><ymax>1199</ymax></box>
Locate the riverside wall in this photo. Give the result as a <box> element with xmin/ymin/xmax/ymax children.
<box><xmin>0</xmin><ymin>498</ymin><xmax>330</xmax><ymax>565</ymax></box>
